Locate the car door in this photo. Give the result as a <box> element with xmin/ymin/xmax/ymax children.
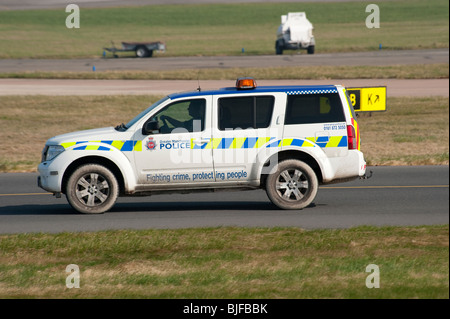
<box><xmin>133</xmin><ymin>96</ymin><xmax>214</xmax><ymax>186</ymax></box>
<box><xmin>211</xmin><ymin>93</ymin><xmax>281</xmax><ymax>184</ymax></box>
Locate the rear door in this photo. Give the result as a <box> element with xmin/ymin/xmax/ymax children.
<box><xmin>283</xmin><ymin>91</ymin><xmax>348</xmax><ymax>158</ymax></box>
<box><xmin>211</xmin><ymin>93</ymin><xmax>282</xmax><ymax>183</ymax></box>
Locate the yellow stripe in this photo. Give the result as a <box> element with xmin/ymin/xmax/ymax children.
<box><xmin>232</xmin><ymin>137</ymin><xmax>246</xmax><ymax>149</ymax></box>
<box><xmin>327</xmin><ymin>136</ymin><xmax>342</xmax><ymax>148</ymax></box>
<box><xmin>212</xmin><ymin>138</ymin><xmax>222</xmax><ymax>149</ymax></box>
<box><xmin>61</xmin><ymin>142</ymin><xmax>76</xmax><ymax>149</ymax></box>
<box><xmin>111</xmin><ymin>140</ymin><xmax>124</xmax><ymax>150</ymax></box>
<box><xmin>302</xmin><ymin>140</ymin><xmax>315</xmax><ymax>147</ymax></box>
<box><xmin>255</xmin><ymin>137</ymin><xmax>270</xmax><ymax>148</ymax></box>
<box><xmin>134</xmin><ymin>140</ymin><xmax>142</xmax><ymax>151</ymax></box>
<box><xmin>282</xmin><ymin>138</ymin><xmax>293</xmax><ymax>147</ymax></box>
<box><xmin>85</xmin><ymin>145</ymin><xmax>99</xmax><ymax>150</ymax></box>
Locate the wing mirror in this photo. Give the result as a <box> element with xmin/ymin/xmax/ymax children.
<box><xmin>142</xmin><ymin>119</ymin><xmax>160</xmax><ymax>135</ymax></box>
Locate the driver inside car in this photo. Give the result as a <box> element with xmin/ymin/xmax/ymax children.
<box><xmin>159</xmin><ymin>99</ymin><xmax>205</xmax><ymax>133</ymax></box>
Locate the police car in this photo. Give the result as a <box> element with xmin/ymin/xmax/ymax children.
<box><xmin>38</xmin><ymin>78</ymin><xmax>367</xmax><ymax>214</ymax></box>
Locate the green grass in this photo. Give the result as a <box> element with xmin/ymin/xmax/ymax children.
<box><xmin>0</xmin><ymin>0</ymin><xmax>448</xmax><ymax>59</ymax></box>
<box><xmin>0</xmin><ymin>226</ymin><xmax>448</xmax><ymax>298</ymax></box>
<box><xmin>357</xmin><ymin>96</ymin><xmax>449</xmax><ymax>166</ymax></box>
<box><xmin>1</xmin><ymin>63</ymin><xmax>448</xmax><ymax>80</ymax></box>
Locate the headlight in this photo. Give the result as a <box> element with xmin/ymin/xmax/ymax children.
<box><xmin>43</xmin><ymin>145</ymin><xmax>65</xmax><ymax>162</ymax></box>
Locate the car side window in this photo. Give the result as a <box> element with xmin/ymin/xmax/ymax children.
<box><xmin>285</xmin><ymin>93</ymin><xmax>346</xmax><ymax>125</ymax></box>
<box><xmin>218</xmin><ymin>96</ymin><xmax>274</xmax><ymax>130</ymax></box>
<box><xmin>151</xmin><ymin>99</ymin><xmax>206</xmax><ymax>134</ymax></box>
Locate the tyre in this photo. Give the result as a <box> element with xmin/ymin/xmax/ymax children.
<box><xmin>136</xmin><ymin>46</ymin><xmax>149</xmax><ymax>58</ymax></box>
<box><xmin>275</xmin><ymin>40</ymin><xmax>283</xmax><ymax>55</ymax></box>
<box><xmin>265</xmin><ymin>160</ymin><xmax>318</xmax><ymax>210</ymax></box>
<box><xmin>307</xmin><ymin>45</ymin><xmax>315</xmax><ymax>54</ymax></box>
<box><xmin>66</xmin><ymin>164</ymin><xmax>119</xmax><ymax>214</ymax></box>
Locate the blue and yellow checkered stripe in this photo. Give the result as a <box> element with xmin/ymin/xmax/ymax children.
<box><xmin>62</xmin><ymin>136</ymin><xmax>348</xmax><ymax>152</ymax></box>
<box><xmin>267</xmin><ymin>136</ymin><xmax>348</xmax><ymax>148</ymax></box>
<box><xmin>191</xmin><ymin>137</ymin><xmax>275</xmax><ymax>150</ymax></box>
<box><xmin>191</xmin><ymin>136</ymin><xmax>347</xmax><ymax>150</ymax></box>
<box><xmin>61</xmin><ymin>140</ymin><xmax>142</xmax><ymax>152</ymax></box>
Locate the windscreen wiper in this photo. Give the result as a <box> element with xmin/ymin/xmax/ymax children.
<box><xmin>115</xmin><ymin>123</ymin><xmax>127</xmax><ymax>131</ymax></box>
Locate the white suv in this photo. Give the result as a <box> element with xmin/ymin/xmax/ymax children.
<box><xmin>38</xmin><ymin>78</ymin><xmax>366</xmax><ymax>214</ymax></box>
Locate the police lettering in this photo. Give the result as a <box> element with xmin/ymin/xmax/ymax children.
<box><xmin>159</xmin><ymin>140</ymin><xmax>190</xmax><ymax>150</ymax></box>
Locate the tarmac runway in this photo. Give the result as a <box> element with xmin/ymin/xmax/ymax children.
<box><xmin>0</xmin><ymin>78</ymin><xmax>448</xmax><ymax>97</ymax></box>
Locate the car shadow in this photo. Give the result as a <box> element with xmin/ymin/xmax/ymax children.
<box><xmin>0</xmin><ymin>201</ymin><xmax>279</xmax><ymax>216</ymax></box>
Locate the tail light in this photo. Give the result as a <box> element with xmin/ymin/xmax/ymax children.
<box><xmin>347</xmin><ymin>125</ymin><xmax>357</xmax><ymax>150</ymax></box>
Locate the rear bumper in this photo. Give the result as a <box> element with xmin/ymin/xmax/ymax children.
<box><xmin>322</xmin><ymin>150</ymin><xmax>366</xmax><ymax>184</ymax></box>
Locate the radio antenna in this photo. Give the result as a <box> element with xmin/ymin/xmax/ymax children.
<box><xmin>197</xmin><ymin>71</ymin><xmax>201</xmax><ymax>92</ymax></box>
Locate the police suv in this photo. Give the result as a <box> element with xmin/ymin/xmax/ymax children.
<box><xmin>38</xmin><ymin>78</ymin><xmax>367</xmax><ymax>214</ymax></box>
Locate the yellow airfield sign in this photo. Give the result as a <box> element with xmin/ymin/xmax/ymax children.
<box><xmin>346</xmin><ymin>86</ymin><xmax>387</xmax><ymax>112</ymax></box>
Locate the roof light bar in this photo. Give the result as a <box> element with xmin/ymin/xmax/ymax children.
<box><xmin>236</xmin><ymin>77</ymin><xmax>257</xmax><ymax>90</ymax></box>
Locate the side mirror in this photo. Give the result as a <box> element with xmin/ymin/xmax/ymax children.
<box><xmin>142</xmin><ymin>119</ymin><xmax>160</xmax><ymax>135</ymax></box>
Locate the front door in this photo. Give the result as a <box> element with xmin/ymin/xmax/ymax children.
<box><xmin>133</xmin><ymin>97</ymin><xmax>214</xmax><ymax>187</ymax></box>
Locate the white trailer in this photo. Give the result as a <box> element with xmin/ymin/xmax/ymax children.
<box><xmin>275</xmin><ymin>12</ymin><xmax>315</xmax><ymax>55</ymax></box>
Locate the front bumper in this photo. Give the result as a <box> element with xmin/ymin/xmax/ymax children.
<box><xmin>37</xmin><ymin>161</ymin><xmax>62</xmax><ymax>193</ymax></box>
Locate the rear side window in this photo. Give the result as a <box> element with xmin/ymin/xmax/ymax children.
<box><xmin>218</xmin><ymin>96</ymin><xmax>274</xmax><ymax>130</ymax></box>
<box><xmin>285</xmin><ymin>93</ymin><xmax>345</xmax><ymax>125</ymax></box>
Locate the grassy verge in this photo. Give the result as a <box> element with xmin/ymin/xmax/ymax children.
<box><xmin>0</xmin><ymin>0</ymin><xmax>448</xmax><ymax>59</ymax></box>
<box><xmin>1</xmin><ymin>63</ymin><xmax>448</xmax><ymax>80</ymax></box>
<box><xmin>358</xmin><ymin>96</ymin><xmax>449</xmax><ymax>166</ymax></box>
<box><xmin>0</xmin><ymin>226</ymin><xmax>447</xmax><ymax>299</ymax></box>
<box><xmin>0</xmin><ymin>95</ymin><xmax>448</xmax><ymax>172</ymax></box>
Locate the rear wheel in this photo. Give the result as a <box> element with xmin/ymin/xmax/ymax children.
<box><xmin>66</xmin><ymin>164</ymin><xmax>119</xmax><ymax>214</ymax></box>
<box><xmin>275</xmin><ymin>40</ymin><xmax>284</xmax><ymax>55</ymax></box>
<box><xmin>266</xmin><ymin>159</ymin><xmax>318</xmax><ymax>210</ymax></box>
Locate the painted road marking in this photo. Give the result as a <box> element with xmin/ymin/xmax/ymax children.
<box><xmin>320</xmin><ymin>185</ymin><xmax>449</xmax><ymax>189</ymax></box>
<box><xmin>0</xmin><ymin>185</ymin><xmax>448</xmax><ymax>196</ymax></box>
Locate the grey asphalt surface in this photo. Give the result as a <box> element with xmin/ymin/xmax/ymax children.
<box><xmin>0</xmin><ymin>166</ymin><xmax>448</xmax><ymax>234</ymax></box>
<box><xmin>2</xmin><ymin>78</ymin><xmax>448</xmax><ymax>97</ymax></box>
<box><xmin>1</xmin><ymin>49</ymin><xmax>448</xmax><ymax>73</ymax></box>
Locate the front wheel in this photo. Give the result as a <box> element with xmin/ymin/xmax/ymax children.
<box><xmin>66</xmin><ymin>164</ymin><xmax>119</xmax><ymax>214</ymax></box>
<box><xmin>265</xmin><ymin>160</ymin><xmax>318</xmax><ymax>210</ymax></box>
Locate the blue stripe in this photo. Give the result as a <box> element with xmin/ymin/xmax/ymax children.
<box><xmin>316</xmin><ymin>136</ymin><xmax>329</xmax><ymax>143</ymax></box>
<box><xmin>338</xmin><ymin>137</ymin><xmax>348</xmax><ymax>147</ymax></box>
<box><xmin>245</xmin><ymin>137</ymin><xmax>258</xmax><ymax>149</ymax></box>
<box><xmin>291</xmin><ymin>139</ymin><xmax>305</xmax><ymax>147</ymax></box>
<box><xmin>220</xmin><ymin>138</ymin><xmax>234</xmax><ymax>149</ymax></box>
<box><xmin>266</xmin><ymin>140</ymin><xmax>281</xmax><ymax>148</ymax></box>
<box><xmin>121</xmin><ymin>140</ymin><xmax>135</xmax><ymax>151</ymax></box>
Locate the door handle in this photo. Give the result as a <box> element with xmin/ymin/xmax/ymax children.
<box><xmin>193</xmin><ymin>138</ymin><xmax>210</xmax><ymax>145</ymax></box>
